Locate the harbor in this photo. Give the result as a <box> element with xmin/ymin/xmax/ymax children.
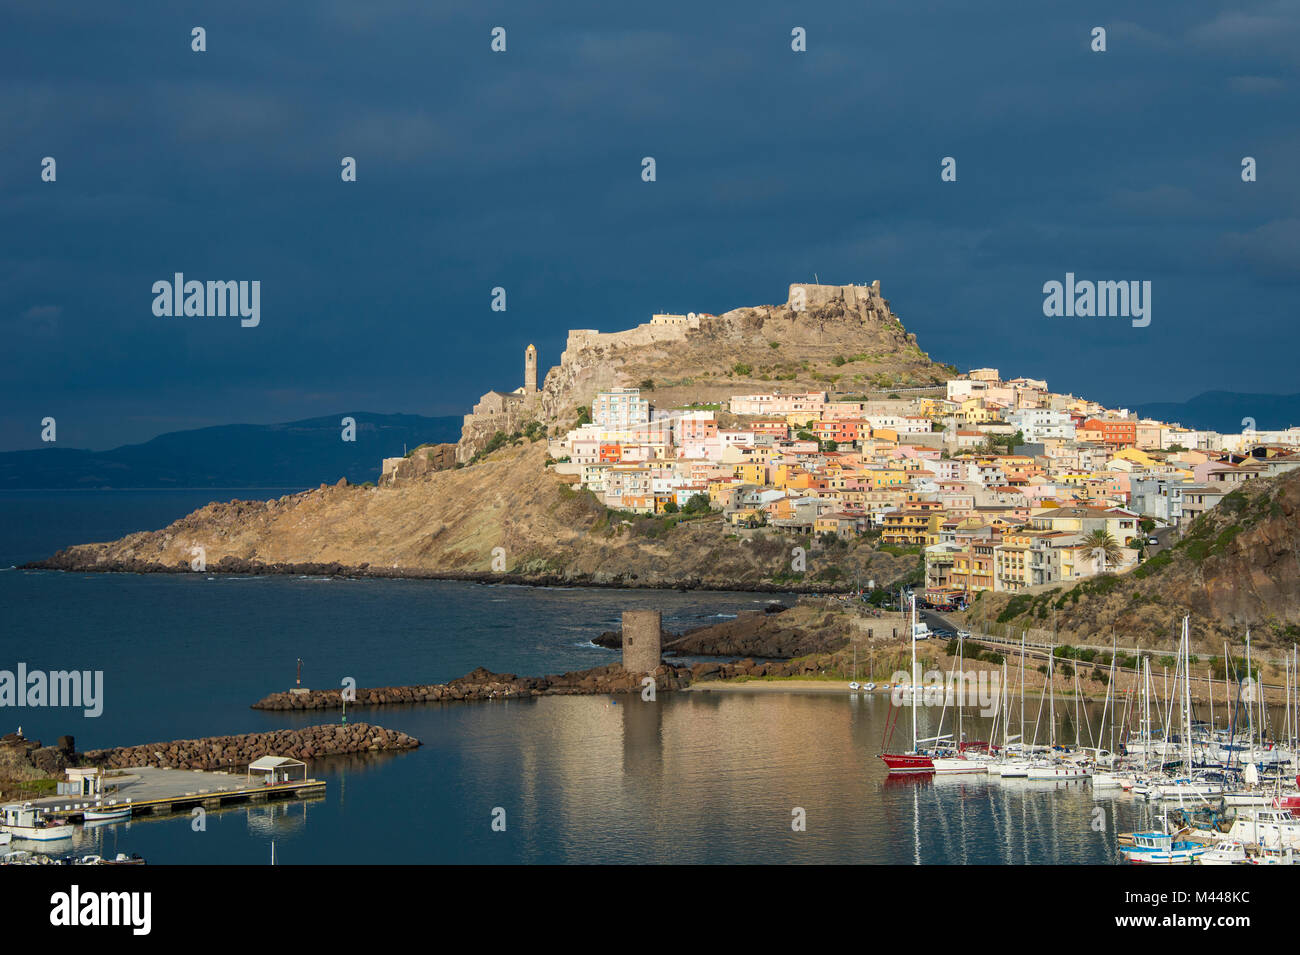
<box><xmin>876</xmin><ymin>596</ymin><xmax>1300</xmax><ymax>864</ymax></box>
<box><xmin>1</xmin><ymin>721</ymin><xmax>421</xmax><ymax>863</ymax></box>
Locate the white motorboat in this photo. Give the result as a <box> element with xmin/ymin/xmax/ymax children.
<box><xmin>1197</xmin><ymin>841</ymin><xmax>1249</xmax><ymax>865</ymax></box>
<box><xmin>1225</xmin><ymin>808</ymin><xmax>1300</xmax><ymax>850</ymax></box>
<box><xmin>0</xmin><ymin>803</ymin><xmax>74</xmax><ymax>842</ymax></box>
<box><xmin>83</xmin><ymin>804</ymin><xmax>132</xmax><ymax>822</ymax></box>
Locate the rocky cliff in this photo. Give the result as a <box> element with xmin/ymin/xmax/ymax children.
<box><xmin>28</xmin><ymin>442</ymin><xmax>918</xmax><ymax>591</ymax></box>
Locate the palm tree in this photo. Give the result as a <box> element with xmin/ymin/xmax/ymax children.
<box><xmin>1084</xmin><ymin>529</ymin><xmax>1122</xmax><ymax>574</ymax></box>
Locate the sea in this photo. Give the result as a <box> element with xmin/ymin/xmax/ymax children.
<box><xmin>0</xmin><ymin>489</ymin><xmax>1158</xmax><ymax>863</ymax></box>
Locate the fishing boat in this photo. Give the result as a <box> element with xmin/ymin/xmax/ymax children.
<box><xmin>1120</xmin><ymin>831</ymin><xmax>1209</xmax><ymax>865</ymax></box>
<box><xmin>83</xmin><ymin>804</ymin><xmax>132</xmax><ymax>822</ymax></box>
<box><xmin>0</xmin><ymin>803</ymin><xmax>74</xmax><ymax>842</ymax></box>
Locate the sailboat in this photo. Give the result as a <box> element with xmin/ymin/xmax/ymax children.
<box><xmin>930</xmin><ymin>630</ymin><xmax>988</xmax><ymax>775</ymax></box>
<box><xmin>1024</xmin><ymin>641</ymin><xmax>1091</xmax><ymax>781</ymax></box>
<box><xmin>879</xmin><ymin>595</ymin><xmax>937</xmax><ymax>773</ymax></box>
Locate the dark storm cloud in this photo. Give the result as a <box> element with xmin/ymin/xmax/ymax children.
<box><xmin>2</xmin><ymin>0</ymin><xmax>1297</xmax><ymax>450</ymax></box>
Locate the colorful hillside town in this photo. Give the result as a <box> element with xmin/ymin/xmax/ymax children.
<box><xmin>547</xmin><ymin>367</ymin><xmax>1300</xmax><ymax>608</ymax></box>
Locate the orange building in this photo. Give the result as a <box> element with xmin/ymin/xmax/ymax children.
<box><xmin>1080</xmin><ymin>418</ymin><xmax>1136</xmax><ymax>448</ymax></box>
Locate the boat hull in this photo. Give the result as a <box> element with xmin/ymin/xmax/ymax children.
<box><xmin>83</xmin><ymin>807</ymin><xmax>132</xmax><ymax>822</ymax></box>
<box><xmin>932</xmin><ymin>756</ymin><xmax>986</xmax><ymax>775</ymax></box>
<box><xmin>1025</xmin><ymin>764</ymin><xmax>1091</xmax><ymax>780</ymax></box>
<box><xmin>879</xmin><ymin>753</ymin><xmax>934</xmax><ymax>774</ymax></box>
<box><xmin>3</xmin><ymin>824</ymin><xmax>74</xmax><ymax>842</ymax></box>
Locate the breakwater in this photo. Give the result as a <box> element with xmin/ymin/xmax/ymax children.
<box><xmin>81</xmin><ymin>723</ymin><xmax>420</xmax><ymax>771</ymax></box>
<box><xmin>252</xmin><ymin>659</ymin><xmax>826</xmax><ymax>711</ymax></box>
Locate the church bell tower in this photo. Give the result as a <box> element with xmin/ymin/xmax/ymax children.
<box><xmin>524</xmin><ymin>344</ymin><xmax>538</xmax><ymax>394</ymax></box>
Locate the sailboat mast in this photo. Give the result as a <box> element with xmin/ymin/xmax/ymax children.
<box><xmin>911</xmin><ymin>593</ymin><xmax>918</xmax><ymax>752</ymax></box>
<box><xmin>1246</xmin><ymin>628</ymin><xmax>1255</xmax><ymax>766</ymax></box>
<box><xmin>1019</xmin><ymin>631</ymin><xmax>1026</xmax><ymax>748</ymax></box>
<box><xmin>1048</xmin><ymin>637</ymin><xmax>1056</xmax><ymax>749</ymax></box>
<box><xmin>1182</xmin><ymin>617</ymin><xmax>1192</xmax><ymax>771</ymax></box>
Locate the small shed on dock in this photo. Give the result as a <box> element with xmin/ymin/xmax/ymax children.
<box><xmin>247</xmin><ymin>756</ymin><xmax>308</xmax><ymax>787</ymax></box>
<box><xmin>59</xmin><ymin>766</ymin><xmax>103</xmax><ymax>798</ymax></box>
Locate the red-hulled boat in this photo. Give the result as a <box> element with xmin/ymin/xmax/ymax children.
<box><xmin>880</xmin><ymin>752</ymin><xmax>934</xmax><ymax>773</ymax></box>
<box><xmin>1273</xmin><ymin>777</ymin><xmax>1300</xmax><ymax>815</ymax></box>
<box><xmin>878</xmin><ymin>595</ymin><xmax>935</xmax><ymax>774</ymax></box>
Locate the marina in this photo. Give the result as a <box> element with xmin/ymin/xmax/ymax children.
<box><xmin>875</xmin><ymin>606</ymin><xmax>1300</xmax><ymax>863</ymax></box>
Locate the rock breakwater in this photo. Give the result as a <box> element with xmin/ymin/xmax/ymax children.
<box><xmin>81</xmin><ymin>723</ymin><xmax>419</xmax><ymax>771</ymax></box>
<box><xmin>253</xmin><ymin>658</ymin><xmax>835</xmax><ymax>711</ymax></box>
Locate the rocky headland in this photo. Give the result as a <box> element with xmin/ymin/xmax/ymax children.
<box><xmin>23</xmin><ymin>283</ymin><xmax>933</xmax><ymax>593</ymax></box>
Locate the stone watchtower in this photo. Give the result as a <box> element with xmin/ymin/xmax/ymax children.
<box><xmin>621</xmin><ymin>610</ymin><xmax>662</xmax><ymax>674</ymax></box>
<box><xmin>524</xmin><ymin>344</ymin><xmax>538</xmax><ymax>393</ymax></box>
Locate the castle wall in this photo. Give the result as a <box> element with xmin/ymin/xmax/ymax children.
<box><xmin>562</xmin><ymin>320</ymin><xmax>697</xmax><ymax>364</ymax></box>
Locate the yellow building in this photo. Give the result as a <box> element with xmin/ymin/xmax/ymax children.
<box><xmin>732</xmin><ymin>462</ymin><xmax>769</xmax><ymax>486</ymax></box>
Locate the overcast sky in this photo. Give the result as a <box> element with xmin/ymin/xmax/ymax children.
<box><xmin>3</xmin><ymin>1</ymin><xmax>1297</xmax><ymax>451</ymax></box>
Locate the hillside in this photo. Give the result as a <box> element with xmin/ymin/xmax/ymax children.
<box><xmin>27</xmin><ymin>282</ymin><xmax>943</xmax><ymax>589</ymax></box>
<box><xmin>958</xmin><ymin>468</ymin><xmax>1300</xmax><ymax>655</ymax></box>
<box><xmin>541</xmin><ymin>282</ymin><xmax>950</xmax><ymax>422</ymax></box>
<box><xmin>457</xmin><ymin>281</ymin><xmax>951</xmax><ymax>461</ymax></box>
<box><xmin>0</xmin><ymin>413</ymin><xmax>461</xmax><ymax>489</ymax></box>
<box><xmin>28</xmin><ymin>442</ymin><xmax>919</xmax><ymax>590</ymax></box>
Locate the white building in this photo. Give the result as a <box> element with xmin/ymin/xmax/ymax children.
<box><xmin>592</xmin><ymin>388</ymin><xmax>651</xmax><ymax>432</ymax></box>
<box><xmin>1007</xmin><ymin>408</ymin><xmax>1076</xmax><ymax>442</ymax></box>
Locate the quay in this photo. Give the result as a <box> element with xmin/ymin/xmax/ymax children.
<box><xmin>22</xmin><ymin>762</ymin><xmax>325</xmax><ymax>823</ymax></box>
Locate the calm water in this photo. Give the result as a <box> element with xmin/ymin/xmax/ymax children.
<box><xmin>0</xmin><ymin>490</ymin><xmax>1149</xmax><ymax>863</ymax></box>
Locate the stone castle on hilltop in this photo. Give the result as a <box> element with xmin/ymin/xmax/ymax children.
<box><xmin>455</xmin><ymin>281</ymin><xmax>909</xmax><ymax>463</ymax></box>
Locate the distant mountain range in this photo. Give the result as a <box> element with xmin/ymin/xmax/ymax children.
<box><xmin>0</xmin><ymin>413</ymin><xmax>462</xmax><ymax>489</ymax></box>
<box><xmin>1132</xmin><ymin>391</ymin><xmax>1300</xmax><ymax>434</ymax></box>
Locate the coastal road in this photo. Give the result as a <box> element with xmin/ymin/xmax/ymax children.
<box><xmin>912</xmin><ymin>608</ymin><xmax>1291</xmax><ymax>697</ymax></box>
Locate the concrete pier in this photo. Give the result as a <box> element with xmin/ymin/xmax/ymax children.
<box><xmin>24</xmin><ymin>766</ymin><xmax>325</xmax><ymax>822</ymax></box>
